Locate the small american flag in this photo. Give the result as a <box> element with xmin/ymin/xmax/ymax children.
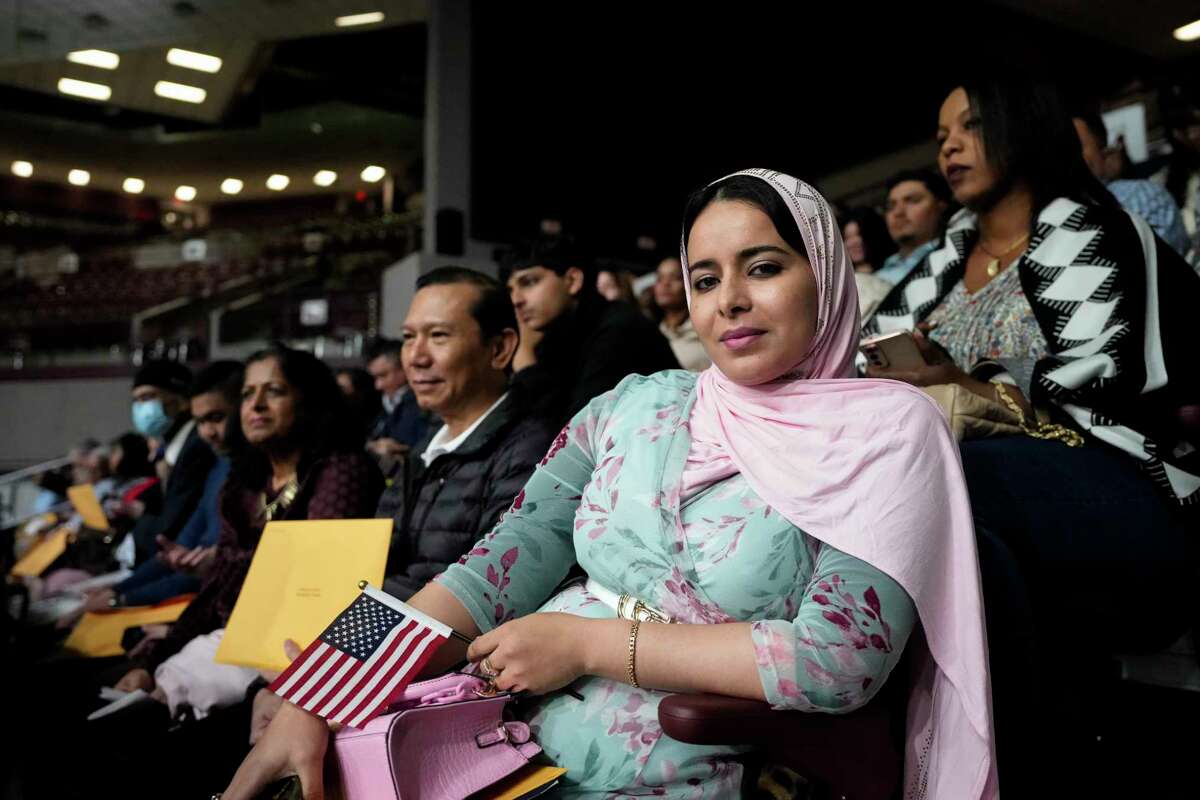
<box><xmin>269</xmin><ymin>585</ymin><xmax>452</xmax><ymax>728</ymax></box>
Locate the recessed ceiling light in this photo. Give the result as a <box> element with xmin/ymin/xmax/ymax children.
<box><xmin>166</xmin><ymin>48</ymin><xmax>222</xmax><ymax>73</ymax></box>
<box><xmin>313</xmin><ymin>170</ymin><xmax>338</xmax><ymax>187</ymax></box>
<box><xmin>220</xmin><ymin>178</ymin><xmax>243</xmax><ymax>195</ymax></box>
<box><xmin>57</xmin><ymin>77</ymin><xmax>112</xmax><ymax>101</ymax></box>
<box><xmin>175</xmin><ymin>185</ymin><xmax>197</xmax><ymax>202</ymax></box>
<box><xmin>11</xmin><ymin>161</ymin><xmax>33</xmax><ymax>178</ymax></box>
<box><xmin>68</xmin><ymin>169</ymin><xmax>91</xmax><ymax>186</ymax></box>
<box><xmin>336</xmin><ymin>11</ymin><xmax>385</xmax><ymax>27</ymax></box>
<box><xmin>154</xmin><ymin>80</ymin><xmax>206</xmax><ymax>104</ymax></box>
<box><xmin>1175</xmin><ymin>19</ymin><xmax>1200</xmax><ymax>41</ymax></box>
<box><xmin>123</xmin><ymin>177</ymin><xmax>145</xmax><ymax>194</ymax></box>
<box><xmin>266</xmin><ymin>174</ymin><xmax>290</xmax><ymax>191</ymax></box>
<box><xmin>360</xmin><ymin>165</ymin><xmax>385</xmax><ymax>183</ymax></box>
<box><xmin>67</xmin><ymin>49</ymin><xmax>120</xmax><ymax>70</ymax></box>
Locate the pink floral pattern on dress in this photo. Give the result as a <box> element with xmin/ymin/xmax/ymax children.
<box><xmin>437</xmin><ymin>372</ymin><xmax>916</xmax><ymax>798</ymax></box>
<box><xmin>540</xmin><ymin>426</ymin><xmax>571</xmax><ymax>466</ymax></box>
<box><xmin>752</xmin><ymin>568</ymin><xmax>899</xmax><ymax>710</ymax></box>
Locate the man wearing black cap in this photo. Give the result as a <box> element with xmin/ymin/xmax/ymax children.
<box><xmin>127</xmin><ymin>360</ymin><xmax>216</xmax><ymax>564</ymax></box>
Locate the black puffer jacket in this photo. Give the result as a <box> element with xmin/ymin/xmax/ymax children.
<box><xmin>377</xmin><ymin>392</ymin><xmax>558</xmax><ymax>599</ymax></box>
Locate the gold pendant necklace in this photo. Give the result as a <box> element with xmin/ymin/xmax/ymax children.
<box><xmin>980</xmin><ymin>233</ymin><xmax>1029</xmax><ymax>278</ymax></box>
<box><xmin>261</xmin><ymin>476</ymin><xmax>299</xmax><ymax>521</ymax></box>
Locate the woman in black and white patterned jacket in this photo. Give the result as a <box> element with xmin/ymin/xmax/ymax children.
<box><xmin>864</xmin><ymin>75</ymin><xmax>1200</xmax><ymax>796</ymax></box>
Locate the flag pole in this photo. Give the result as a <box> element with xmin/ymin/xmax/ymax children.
<box><xmin>359</xmin><ymin>580</ymin><xmax>474</xmax><ymax>644</ymax></box>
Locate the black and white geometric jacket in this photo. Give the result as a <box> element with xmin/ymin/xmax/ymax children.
<box><xmin>867</xmin><ymin>197</ymin><xmax>1200</xmax><ymax>507</ymax></box>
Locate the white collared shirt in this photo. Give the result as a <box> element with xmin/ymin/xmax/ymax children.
<box><xmin>419</xmin><ymin>393</ymin><xmax>509</xmax><ymax>467</ymax></box>
<box><xmin>164</xmin><ymin>418</ymin><xmax>197</xmax><ymax>467</ymax></box>
<box><xmin>381</xmin><ymin>386</ymin><xmax>410</xmax><ymax>414</ymax></box>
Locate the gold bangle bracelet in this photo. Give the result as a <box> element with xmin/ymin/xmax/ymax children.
<box><xmin>626</xmin><ymin>619</ymin><xmax>641</xmax><ymax>688</ymax></box>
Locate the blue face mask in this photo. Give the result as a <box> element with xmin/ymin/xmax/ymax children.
<box><xmin>132</xmin><ymin>398</ymin><xmax>172</xmax><ymax>438</ymax></box>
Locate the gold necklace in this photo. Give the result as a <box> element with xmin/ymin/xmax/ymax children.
<box><xmin>979</xmin><ymin>233</ymin><xmax>1029</xmax><ymax>278</ymax></box>
<box><xmin>260</xmin><ymin>476</ymin><xmax>299</xmax><ymax>521</ymax></box>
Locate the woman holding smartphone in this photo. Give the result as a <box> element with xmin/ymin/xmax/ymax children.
<box><xmin>865</xmin><ymin>76</ymin><xmax>1200</xmax><ymax>794</ymax></box>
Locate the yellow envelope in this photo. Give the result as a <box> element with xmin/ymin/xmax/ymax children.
<box><xmin>471</xmin><ymin>766</ymin><xmax>568</xmax><ymax>800</ymax></box>
<box><xmin>10</xmin><ymin>527</ymin><xmax>71</xmax><ymax>577</ymax></box>
<box><xmin>215</xmin><ymin>519</ymin><xmax>392</xmax><ymax>672</ymax></box>
<box><xmin>63</xmin><ymin>597</ymin><xmax>193</xmax><ymax>658</ymax></box>
<box><xmin>67</xmin><ymin>483</ymin><xmax>110</xmax><ymax>531</ymax></box>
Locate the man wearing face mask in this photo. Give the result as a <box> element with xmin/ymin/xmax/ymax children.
<box><xmin>100</xmin><ymin>361</ymin><xmax>243</xmax><ymax>608</ymax></box>
<box><xmin>127</xmin><ymin>360</ymin><xmax>216</xmax><ymax>564</ymax></box>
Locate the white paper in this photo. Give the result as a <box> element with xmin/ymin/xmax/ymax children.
<box><xmin>87</xmin><ymin>689</ymin><xmax>150</xmax><ymax>721</ymax></box>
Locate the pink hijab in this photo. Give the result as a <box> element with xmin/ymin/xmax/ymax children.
<box><xmin>681</xmin><ymin>169</ymin><xmax>997</xmax><ymax>798</ymax></box>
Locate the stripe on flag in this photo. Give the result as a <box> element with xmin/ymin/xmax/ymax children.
<box><xmin>268</xmin><ymin>585</ymin><xmax>452</xmax><ymax>728</ymax></box>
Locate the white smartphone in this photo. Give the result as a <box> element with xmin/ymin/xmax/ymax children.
<box><xmin>860</xmin><ymin>331</ymin><xmax>926</xmax><ymax>371</ymax></box>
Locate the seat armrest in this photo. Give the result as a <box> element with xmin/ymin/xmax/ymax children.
<box><xmin>659</xmin><ymin>693</ymin><xmax>903</xmax><ymax>800</ymax></box>
<box><xmin>657</xmin><ymin>693</ymin><xmax>782</xmax><ymax>745</ymax></box>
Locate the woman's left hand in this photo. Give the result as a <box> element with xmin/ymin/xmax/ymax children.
<box><xmin>466</xmin><ymin>612</ymin><xmax>591</xmax><ymax>695</ymax></box>
<box><xmin>865</xmin><ymin>329</ymin><xmax>967</xmax><ymax>387</ymax></box>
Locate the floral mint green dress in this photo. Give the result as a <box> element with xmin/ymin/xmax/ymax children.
<box><xmin>436</xmin><ymin>371</ymin><xmax>916</xmax><ymax>798</ymax></box>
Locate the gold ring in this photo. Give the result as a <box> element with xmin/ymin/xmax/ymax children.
<box><xmin>480</xmin><ymin>657</ymin><xmax>499</xmax><ymax>678</ymax></box>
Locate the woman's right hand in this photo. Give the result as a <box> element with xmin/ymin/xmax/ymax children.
<box><xmin>223</xmin><ymin>700</ymin><xmax>330</xmax><ymax>800</ymax></box>
<box><xmin>114</xmin><ymin>668</ymin><xmax>154</xmax><ymax>693</ymax></box>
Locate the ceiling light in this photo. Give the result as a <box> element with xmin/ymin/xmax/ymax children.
<box><xmin>1175</xmin><ymin>19</ymin><xmax>1200</xmax><ymax>41</ymax></box>
<box><xmin>57</xmin><ymin>77</ymin><xmax>112</xmax><ymax>101</ymax></box>
<box><xmin>166</xmin><ymin>48</ymin><xmax>222</xmax><ymax>73</ymax></box>
<box><xmin>123</xmin><ymin>177</ymin><xmax>145</xmax><ymax>194</ymax></box>
<box><xmin>175</xmin><ymin>185</ymin><xmax>197</xmax><ymax>202</ymax></box>
<box><xmin>11</xmin><ymin>161</ymin><xmax>33</xmax><ymax>178</ymax></box>
<box><xmin>66</xmin><ymin>49</ymin><xmax>120</xmax><ymax>70</ymax></box>
<box><xmin>360</xmin><ymin>165</ymin><xmax>385</xmax><ymax>183</ymax></box>
<box><xmin>68</xmin><ymin>169</ymin><xmax>91</xmax><ymax>186</ymax></box>
<box><xmin>220</xmin><ymin>178</ymin><xmax>243</xmax><ymax>195</ymax></box>
<box><xmin>336</xmin><ymin>11</ymin><xmax>385</xmax><ymax>27</ymax></box>
<box><xmin>266</xmin><ymin>174</ymin><xmax>290</xmax><ymax>191</ymax></box>
<box><xmin>313</xmin><ymin>170</ymin><xmax>337</xmax><ymax>187</ymax></box>
<box><xmin>154</xmin><ymin>80</ymin><xmax>206</xmax><ymax>104</ymax></box>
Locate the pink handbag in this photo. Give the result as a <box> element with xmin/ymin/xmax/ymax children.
<box><xmin>332</xmin><ymin>672</ymin><xmax>545</xmax><ymax>800</ymax></box>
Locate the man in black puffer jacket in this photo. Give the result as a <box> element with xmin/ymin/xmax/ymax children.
<box><xmin>377</xmin><ymin>266</ymin><xmax>558</xmax><ymax>599</ymax></box>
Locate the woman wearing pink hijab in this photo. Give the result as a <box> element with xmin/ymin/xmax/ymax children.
<box><xmin>225</xmin><ymin>170</ymin><xmax>995</xmax><ymax>799</ymax></box>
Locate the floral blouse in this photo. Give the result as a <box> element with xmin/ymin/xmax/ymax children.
<box><xmin>437</xmin><ymin>371</ymin><xmax>916</xmax><ymax>799</ymax></box>
<box><xmin>924</xmin><ymin>264</ymin><xmax>1050</xmax><ymax>396</ymax></box>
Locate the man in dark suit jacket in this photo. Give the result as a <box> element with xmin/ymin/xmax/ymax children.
<box><xmin>364</xmin><ymin>337</ymin><xmax>431</xmax><ymax>464</ymax></box>
<box><xmin>127</xmin><ymin>360</ymin><xmax>216</xmax><ymax>564</ymax></box>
